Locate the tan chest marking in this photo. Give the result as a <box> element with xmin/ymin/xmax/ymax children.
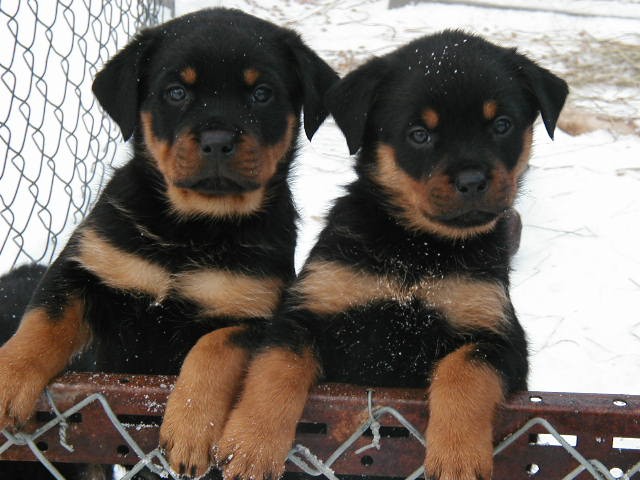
<box><xmin>414</xmin><ymin>276</ymin><xmax>509</xmax><ymax>333</ymax></box>
<box><xmin>175</xmin><ymin>270</ymin><xmax>284</xmax><ymax>318</ymax></box>
<box><xmin>75</xmin><ymin>227</ymin><xmax>172</xmax><ymax>299</ymax></box>
<box><xmin>294</xmin><ymin>260</ymin><xmax>508</xmax><ymax>333</ymax></box>
<box><xmin>293</xmin><ymin>260</ymin><xmax>403</xmax><ymax>315</ymax></box>
<box><xmin>76</xmin><ymin>228</ymin><xmax>283</xmax><ymax>318</ymax></box>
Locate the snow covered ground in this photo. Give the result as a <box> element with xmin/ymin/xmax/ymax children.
<box><xmin>1</xmin><ymin>0</ymin><xmax>638</xmax><ymax>395</ymax></box>
<box><xmin>175</xmin><ymin>0</ymin><xmax>640</xmax><ymax>394</ymax></box>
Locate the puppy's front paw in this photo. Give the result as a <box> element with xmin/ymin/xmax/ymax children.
<box><xmin>425</xmin><ymin>441</ymin><xmax>493</xmax><ymax>480</ymax></box>
<box><xmin>217</xmin><ymin>416</ymin><xmax>290</xmax><ymax>480</ymax></box>
<box><xmin>0</xmin><ymin>347</ymin><xmax>47</xmax><ymax>430</ymax></box>
<box><xmin>159</xmin><ymin>327</ymin><xmax>250</xmax><ymax>478</ymax></box>
<box><xmin>159</xmin><ymin>391</ymin><xmax>221</xmax><ymax>478</ymax></box>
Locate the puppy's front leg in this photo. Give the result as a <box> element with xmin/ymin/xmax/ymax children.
<box><xmin>424</xmin><ymin>344</ymin><xmax>504</xmax><ymax>480</ymax></box>
<box><xmin>0</xmin><ymin>260</ymin><xmax>90</xmax><ymax>429</ymax></box>
<box><xmin>217</xmin><ymin>346</ymin><xmax>319</xmax><ymax>480</ymax></box>
<box><xmin>160</xmin><ymin>326</ymin><xmax>250</xmax><ymax>478</ymax></box>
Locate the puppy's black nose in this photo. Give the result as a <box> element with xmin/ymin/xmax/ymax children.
<box><xmin>454</xmin><ymin>169</ymin><xmax>488</xmax><ymax>195</ymax></box>
<box><xmin>199</xmin><ymin>129</ymin><xmax>236</xmax><ymax>157</ymax></box>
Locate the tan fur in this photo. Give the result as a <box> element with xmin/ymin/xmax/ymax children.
<box><xmin>425</xmin><ymin>344</ymin><xmax>504</xmax><ymax>480</ymax></box>
<box><xmin>423</xmin><ymin>108</ymin><xmax>440</xmax><ymax>129</ymax></box>
<box><xmin>141</xmin><ymin>111</ymin><xmax>171</xmax><ymax>175</ymax></box>
<box><xmin>74</xmin><ymin>227</ymin><xmax>172</xmax><ymax>300</ymax></box>
<box><xmin>243</xmin><ymin>68</ymin><xmax>260</xmax><ymax>86</ymax></box>
<box><xmin>180</xmin><ymin>67</ymin><xmax>197</xmax><ymax>85</ymax></box>
<box><xmin>141</xmin><ymin>112</ymin><xmax>201</xmax><ymax>184</ymax></box>
<box><xmin>481</xmin><ymin>127</ymin><xmax>533</xmax><ymax>214</ymax></box>
<box><xmin>175</xmin><ymin>270</ymin><xmax>284</xmax><ymax>318</ymax></box>
<box><xmin>294</xmin><ymin>260</ymin><xmax>508</xmax><ymax>333</ymax></box>
<box><xmin>165</xmin><ymin>186</ymin><xmax>268</xmax><ymax>218</ymax></box>
<box><xmin>293</xmin><ymin>260</ymin><xmax>400</xmax><ymax>314</ymax></box>
<box><xmin>142</xmin><ymin>111</ymin><xmax>264</xmax><ymax>218</ymax></box>
<box><xmin>373</xmin><ymin>143</ymin><xmax>499</xmax><ymax>239</ymax></box>
<box><xmin>160</xmin><ymin>326</ymin><xmax>250</xmax><ymax>477</ymax></box>
<box><xmin>483</xmin><ymin>100</ymin><xmax>497</xmax><ymax>120</ymax></box>
<box><xmin>417</xmin><ymin>276</ymin><xmax>509</xmax><ymax>333</ymax></box>
<box><xmin>218</xmin><ymin>347</ymin><xmax>320</xmax><ymax>480</ymax></box>
<box><xmin>253</xmin><ymin>114</ymin><xmax>296</xmax><ymax>185</ymax></box>
<box><xmin>0</xmin><ymin>300</ymin><xmax>90</xmax><ymax>427</ymax></box>
<box><xmin>141</xmin><ymin>112</ymin><xmax>296</xmax><ymax>218</ymax></box>
<box><xmin>514</xmin><ymin>127</ymin><xmax>533</xmax><ymax>179</ymax></box>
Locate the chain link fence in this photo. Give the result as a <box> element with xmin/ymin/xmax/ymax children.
<box><xmin>0</xmin><ymin>0</ymin><xmax>173</xmax><ymax>273</ymax></box>
<box><xmin>1</xmin><ymin>374</ymin><xmax>639</xmax><ymax>479</ymax></box>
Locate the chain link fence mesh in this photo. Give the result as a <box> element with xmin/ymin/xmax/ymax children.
<box><xmin>0</xmin><ymin>0</ymin><xmax>173</xmax><ymax>273</ymax></box>
<box><xmin>1</xmin><ymin>386</ymin><xmax>639</xmax><ymax>480</ymax></box>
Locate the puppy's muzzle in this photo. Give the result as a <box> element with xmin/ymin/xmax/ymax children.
<box><xmin>175</xmin><ymin>128</ymin><xmax>260</xmax><ymax>196</ymax></box>
<box><xmin>434</xmin><ymin>167</ymin><xmax>511</xmax><ymax>227</ymax></box>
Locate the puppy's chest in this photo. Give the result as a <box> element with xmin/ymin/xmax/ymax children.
<box><xmin>74</xmin><ymin>227</ymin><xmax>285</xmax><ymax>319</ymax></box>
<box><xmin>319</xmin><ymin>300</ymin><xmax>459</xmax><ymax>387</ymax></box>
<box><xmin>299</xmin><ymin>248</ymin><xmax>509</xmax><ymax>334</ymax></box>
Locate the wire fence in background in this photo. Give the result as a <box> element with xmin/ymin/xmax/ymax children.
<box><xmin>1</xmin><ymin>373</ymin><xmax>639</xmax><ymax>480</ymax></box>
<box><xmin>0</xmin><ymin>0</ymin><xmax>173</xmax><ymax>273</ymax></box>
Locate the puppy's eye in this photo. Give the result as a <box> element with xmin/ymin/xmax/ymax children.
<box><xmin>252</xmin><ymin>84</ymin><xmax>273</xmax><ymax>104</ymax></box>
<box><xmin>165</xmin><ymin>85</ymin><xmax>186</xmax><ymax>104</ymax></box>
<box><xmin>407</xmin><ymin>126</ymin><xmax>432</xmax><ymax>146</ymax></box>
<box><xmin>493</xmin><ymin>116</ymin><xmax>512</xmax><ymax>135</ymax></box>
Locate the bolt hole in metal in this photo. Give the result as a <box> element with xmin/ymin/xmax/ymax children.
<box><xmin>117</xmin><ymin>444</ymin><xmax>130</xmax><ymax>456</ymax></box>
<box><xmin>529</xmin><ymin>395</ymin><xmax>543</xmax><ymax>403</ymax></box>
<box><xmin>613</xmin><ymin>399</ymin><xmax>627</xmax><ymax>407</ymax></box>
<box><xmin>361</xmin><ymin>455</ymin><xmax>374</xmax><ymax>467</ymax></box>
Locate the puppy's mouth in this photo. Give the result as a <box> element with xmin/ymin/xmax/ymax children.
<box><xmin>440</xmin><ymin>210</ymin><xmax>499</xmax><ymax>228</ymax></box>
<box><xmin>175</xmin><ymin>176</ymin><xmax>261</xmax><ymax>196</ymax></box>
<box><xmin>433</xmin><ymin>208</ymin><xmax>507</xmax><ymax>228</ymax></box>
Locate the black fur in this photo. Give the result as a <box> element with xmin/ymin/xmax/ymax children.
<box><xmin>228</xmin><ymin>30</ymin><xmax>568</xmax><ymax>480</ymax></box>
<box><xmin>0</xmin><ymin>264</ymin><xmax>46</xmax><ymax>345</ymax></box>
<box><xmin>15</xmin><ymin>7</ymin><xmax>338</xmax><ymax>375</ymax></box>
<box><xmin>0</xmin><ymin>8</ymin><xmax>338</xmax><ymax>479</ymax></box>
<box><xmin>265</xmin><ymin>30</ymin><xmax>568</xmax><ymax>392</ymax></box>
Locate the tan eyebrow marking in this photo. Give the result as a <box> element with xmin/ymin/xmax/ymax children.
<box><xmin>423</xmin><ymin>108</ymin><xmax>439</xmax><ymax>129</ymax></box>
<box><xmin>180</xmin><ymin>67</ymin><xmax>197</xmax><ymax>84</ymax></box>
<box><xmin>483</xmin><ymin>100</ymin><xmax>497</xmax><ymax>120</ymax></box>
<box><xmin>243</xmin><ymin>68</ymin><xmax>261</xmax><ymax>86</ymax></box>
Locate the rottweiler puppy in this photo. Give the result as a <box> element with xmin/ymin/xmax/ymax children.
<box><xmin>0</xmin><ymin>7</ymin><xmax>337</xmax><ymax>477</ymax></box>
<box><xmin>216</xmin><ymin>31</ymin><xmax>568</xmax><ymax>480</ymax></box>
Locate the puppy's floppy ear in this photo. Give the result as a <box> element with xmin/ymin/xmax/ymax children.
<box><xmin>513</xmin><ymin>53</ymin><xmax>568</xmax><ymax>139</ymax></box>
<box><xmin>325</xmin><ymin>57</ymin><xmax>389</xmax><ymax>155</ymax></box>
<box><xmin>284</xmin><ymin>34</ymin><xmax>339</xmax><ymax>140</ymax></box>
<box><xmin>92</xmin><ymin>31</ymin><xmax>156</xmax><ymax>140</ymax></box>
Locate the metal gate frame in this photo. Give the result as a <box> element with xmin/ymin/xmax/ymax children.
<box><xmin>1</xmin><ymin>372</ymin><xmax>639</xmax><ymax>479</ymax></box>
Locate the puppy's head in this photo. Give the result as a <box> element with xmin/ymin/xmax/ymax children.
<box><xmin>326</xmin><ymin>31</ymin><xmax>568</xmax><ymax>239</ymax></box>
<box><xmin>93</xmin><ymin>8</ymin><xmax>338</xmax><ymax>218</ymax></box>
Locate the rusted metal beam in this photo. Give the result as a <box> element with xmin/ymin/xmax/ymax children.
<box><xmin>1</xmin><ymin>373</ymin><xmax>639</xmax><ymax>478</ymax></box>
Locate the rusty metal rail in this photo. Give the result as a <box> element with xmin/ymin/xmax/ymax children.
<box><xmin>1</xmin><ymin>372</ymin><xmax>639</xmax><ymax>479</ymax></box>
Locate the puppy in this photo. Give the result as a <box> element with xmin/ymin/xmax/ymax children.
<box><xmin>0</xmin><ymin>8</ymin><xmax>337</xmax><ymax>478</ymax></box>
<box><xmin>215</xmin><ymin>31</ymin><xmax>568</xmax><ymax>480</ymax></box>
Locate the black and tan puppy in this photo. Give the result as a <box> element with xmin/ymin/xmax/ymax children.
<box><xmin>216</xmin><ymin>31</ymin><xmax>568</xmax><ymax>480</ymax></box>
<box><xmin>0</xmin><ymin>7</ymin><xmax>337</xmax><ymax>477</ymax></box>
